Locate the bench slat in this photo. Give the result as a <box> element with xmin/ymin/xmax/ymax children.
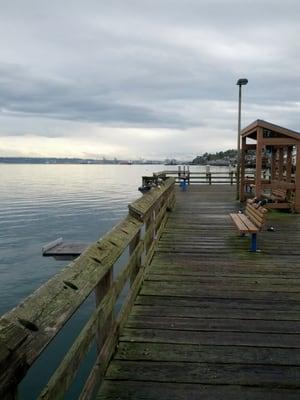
<box><xmin>238</xmin><ymin>214</ymin><xmax>259</xmax><ymax>233</ymax></box>
<box><xmin>247</xmin><ymin>202</ymin><xmax>268</xmax><ymax>216</ymax></box>
<box><xmin>245</xmin><ymin>208</ymin><xmax>264</xmax><ymax>229</ymax></box>
<box><xmin>230</xmin><ymin>214</ymin><xmax>250</xmax><ymax>233</ymax></box>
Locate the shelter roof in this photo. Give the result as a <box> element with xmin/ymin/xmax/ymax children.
<box><xmin>241</xmin><ymin>119</ymin><xmax>300</xmax><ymax>140</ymax></box>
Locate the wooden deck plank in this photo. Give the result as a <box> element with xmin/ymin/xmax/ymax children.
<box><xmin>131</xmin><ymin>304</ymin><xmax>300</xmax><ymax>320</ymax></box>
<box><xmin>98</xmin><ymin>381</ymin><xmax>300</xmax><ymax>400</ymax></box>
<box><xmin>135</xmin><ymin>295</ymin><xmax>300</xmax><ymax>311</ymax></box>
<box><xmin>125</xmin><ymin>315</ymin><xmax>300</xmax><ymax>333</ymax></box>
<box><xmin>144</xmin><ymin>274</ymin><xmax>300</xmax><ymax>287</ymax></box>
<box><xmin>146</xmin><ymin>263</ymin><xmax>300</xmax><ymax>277</ymax></box>
<box><xmin>105</xmin><ymin>360</ymin><xmax>300</xmax><ymax>387</ymax></box>
<box><xmin>115</xmin><ymin>342</ymin><xmax>300</xmax><ymax>366</ymax></box>
<box><xmin>140</xmin><ymin>281</ymin><xmax>300</xmax><ymax>298</ymax></box>
<box><xmin>119</xmin><ymin>328</ymin><xmax>300</xmax><ymax>348</ymax></box>
<box><xmin>97</xmin><ymin>185</ymin><xmax>300</xmax><ymax>398</ymax></box>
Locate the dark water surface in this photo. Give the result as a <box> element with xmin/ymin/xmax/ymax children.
<box><xmin>0</xmin><ymin>163</ymin><xmax>223</xmax><ymax>399</ymax></box>
<box><xmin>0</xmin><ymin>164</ymin><xmax>165</xmax><ymax>315</ymax></box>
<box><xmin>0</xmin><ymin>164</ymin><xmax>165</xmax><ymax>398</ymax></box>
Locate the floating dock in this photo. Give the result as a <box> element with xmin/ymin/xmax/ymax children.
<box><xmin>42</xmin><ymin>237</ymin><xmax>88</xmax><ymax>260</ymax></box>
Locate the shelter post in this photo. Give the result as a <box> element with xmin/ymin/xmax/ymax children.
<box><xmin>255</xmin><ymin>127</ymin><xmax>263</xmax><ymax>198</ymax></box>
<box><xmin>240</xmin><ymin>136</ymin><xmax>246</xmax><ymax>201</ymax></box>
<box><xmin>278</xmin><ymin>147</ymin><xmax>284</xmax><ymax>181</ymax></box>
<box><xmin>286</xmin><ymin>146</ymin><xmax>292</xmax><ymax>182</ymax></box>
<box><xmin>271</xmin><ymin>147</ymin><xmax>277</xmax><ymax>180</ymax></box>
<box><xmin>295</xmin><ymin>144</ymin><xmax>300</xmax><ymax>212</ymax></box>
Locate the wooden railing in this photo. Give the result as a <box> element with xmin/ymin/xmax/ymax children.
<box><xmin>154</xmin><ymin>170</ymin><xmax>237</xmax><ymax>185</ymax></box>
<box><xmin>0</xmin><ymin>178</ymin><xmax>175</xmax><ymax>400</ymax></box>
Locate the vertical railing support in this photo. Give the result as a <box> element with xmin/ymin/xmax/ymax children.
<box><xmin>145</xmin><ymin>210</ymin><xmax>154</xmax><ymax>253</ymax></box>
<box><xmin>94</xmin><ymin>269</ymin><xmax>113</xmax><ymax>352</ymax></box>
<box><xmin>129</xmin><ymin>229</ymin><xmax>141</xmax><ymax>285</ymax></box>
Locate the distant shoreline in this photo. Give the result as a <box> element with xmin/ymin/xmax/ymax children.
<box><xmin>0</xmin><ymin>157</ymin><xmax>165</xmax><ymax>165</ymax></box>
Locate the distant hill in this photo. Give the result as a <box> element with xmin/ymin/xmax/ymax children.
<box><xmin>192</xmin><ymin>149</ymin><xmax>237</xmax><ymax>165</ymax></box>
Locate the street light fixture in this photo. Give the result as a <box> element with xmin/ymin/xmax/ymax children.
<box><xmin>236</xmin><ymin>78</ymin><xmax>248</xmax><ymax>200</ymax></box>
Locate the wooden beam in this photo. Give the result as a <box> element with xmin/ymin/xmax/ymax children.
<box><xmin>255</xmin><ymin>127</ymin><xmax>263</xmax><ymax>198</ymax></box>
<box><xmin>241</xmin><ymin>120</ymin><xmax>259</xmax><ymax>137</ymax></box>
<box><xmin>95</xmin><ymin>269</ymin><xmax>114</xmax><ymax>353</ymax></box>
<box><xmin>129</xmin><ymin>178</ymin><xmax>175</xmax><ymax>222</ymax></box>
<box><xmin>38</xmin><ymin>240</ymin><xmax>144</xmax><ymax>400</ymax></box>
<box><xmin>278</xmin><ymin>147</ymin><xmax>284</xmax><ymax>181</ymax></box>
<box><xmin>261</xmin><ymin>182</ymin><xmax>295</xmax><ymax>190</ymax></box>
<box><xmin>0</xmin><ymin>215</ymin><xmax>143</xmax><ymax>398</ymax></box>
<box><xmin>129</xmin><ymin>230</ymin><xmax>141</xmax><ymax>286</ymax></box>
<box><xmin>286</xmin><ymin>146</ymin><xmax>293</xmax><ymax>182</ymax></box>
<box><xmin>79</xmin><ymin>263</ymin><xmax>145</xmax><ymax>400</ymax></box>
<box><xmin>271</xmin><ymin>148</ymin><xmax>277</xmax><ymax>181</ymax></box>
<box><xmin>262</xmin><ymin>138</ymin><xmax>298</xmax><ymax>146</ymax></box>
<box><xmin>241</xmin><ymin>119</ymin><xmax>300</xmax><ymax>140</ymax></box>
<box><xmin>259</xmin><ymin>120</ymin><xmax>300</xmax><ymax>140</ymax></box>
<box><xmin>245</xmin><ymin>144</ymin><xmax>257</xmax><ymax>150</ymax></box>
<box><xmin>295</xmin><ymin>144</ymin><xmax>300</xmax><ymax>212</ymax></box>
<box><xmin>240</xmin><ymin>137</ymin><xmax>246</xmax><ymax>201</ymax></box>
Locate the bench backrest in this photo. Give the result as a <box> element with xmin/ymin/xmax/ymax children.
<box><xmin>245</xmin><ymin>203</ymin><xmax>268</xmax><ymax>230</ymax></box>
<box><xmin>272</xmin><ymin>188</ymin><xmax>287</xmax><ymax>200</ymax></box>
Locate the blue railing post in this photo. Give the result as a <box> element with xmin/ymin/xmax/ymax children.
<box><xmin>251</xmin><ymin>233</ymin><xmax>257</xmax><ymax>252</ymax></box>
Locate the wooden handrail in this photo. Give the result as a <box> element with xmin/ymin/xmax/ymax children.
<box><xmin>0</xmin><ymin>177</ymin><xmax>175</xmax><ymax>400</ymax></box>
<box><xmin>129</xmin><ymin>177</ymin><xmax>174</xmax><ymax>221</ymax></box>
<box><xmin>156</xmin><ymin>170</ymin><xmax>238</xmax><ymax>185</ymax></box>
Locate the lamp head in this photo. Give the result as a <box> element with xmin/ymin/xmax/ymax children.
<box><xmin>236</xmin><ymin>78</ymin><xmax>248</xmax><ymax>86</ymax></box>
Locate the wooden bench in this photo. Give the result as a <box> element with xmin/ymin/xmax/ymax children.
<box><xmin>265</xmin><ymin>188</ymin><xmax>287</xmax><ymax>202</ymax></box>
<box><xmin>262</xmin><ymin>187</ymin><xmax>292</xmax><ymax>210</ymax></box>
<box><xmin>230</xmin><ymin>202</ymin><xmax>268</xmax><ymax>251</ymax></box>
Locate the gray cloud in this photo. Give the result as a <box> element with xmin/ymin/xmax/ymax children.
<box><xmin>0</xmin><ymin>0</ymin><xmax>299</xmax><ymax>157</ymax></box>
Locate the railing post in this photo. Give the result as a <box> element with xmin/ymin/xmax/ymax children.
<box><xmin>146</xmin><ymin>210</ymin><xmax>154</xmax><ymax>253</ymax></box>
<box><xmin>129</xmin><ymin>229</ymin><xmax>141</xmax><ymax>285</ymax></box>
<box><xmin>94</xmin><ymin>269</ymin><xmax>113</xmax><ymax>352</ymax></box>
<box><xmin>230</xmin><ymin>171</ymin><xmax>233</xmax><ymax>185</ymax></box>
<box><xmin>209</xmin><ymin>172</ymin><xmax>212</xmax><ymax>185</ymax></box>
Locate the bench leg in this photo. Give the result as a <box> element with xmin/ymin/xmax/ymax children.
<box><xmin>251</xmin><ymin>233</ymin><xmax>257</xmax><ymax>252</ymax></box>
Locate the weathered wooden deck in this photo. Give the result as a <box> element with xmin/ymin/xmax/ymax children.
<box><xmin>98</xmin><ymin>185</ymin><xmax>300</xmax><ymax>399</ymax></box>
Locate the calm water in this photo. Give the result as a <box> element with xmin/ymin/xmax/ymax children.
<box><xmin>0</xmin><ymin>164</ymin><xmax>164</xmax><ymax>314</ymax></box>
<box><xmin>0</xmin><ymin>163</ymin><xmax>227</xmax><ymax>398</ymax></box>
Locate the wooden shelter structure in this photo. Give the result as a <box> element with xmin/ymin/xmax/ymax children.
<box><xmin>240</xmin><ymin>119</ymin><xmax>300</xmax><ymax>212</ymax></box>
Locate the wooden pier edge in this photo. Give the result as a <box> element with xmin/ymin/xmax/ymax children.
<box><xmin>2</xmin><ymin>179</ymin><xmax>300</xmax><ymax>400</ymax></box>
<box><xmin>0</xmin><ymin>177</ymin><xmax>175</xmax><ymax>400</ymax></box>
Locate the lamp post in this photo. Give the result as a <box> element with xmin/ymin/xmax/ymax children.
<box><xmin>236</xmin><ymin>78</ymin><xmax>248</xmax><ymax>200</ymax></box>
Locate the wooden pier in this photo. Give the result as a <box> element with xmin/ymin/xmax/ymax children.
<box><xmin>98</xmin><ymin>185</ymin><xmax>300</xmax><ymax>399</ymax></box>
<box><xmin>1</xmin><ymin>180</ymin><xmax>300</xmax><ymax>399</ymax></box>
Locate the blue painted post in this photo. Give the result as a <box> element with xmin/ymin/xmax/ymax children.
<box><xmin>251</xmin><ymin>233</ymin><xmax>257</xmax><ymax>252</ymax></box>
<box><xmin>180</xmin><ymin>179</ymin><xmax>187</xmax><ymax>191</ymax></box>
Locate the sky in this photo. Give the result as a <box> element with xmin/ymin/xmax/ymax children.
<box><xmin>0</xmin><ymin>0</ymin><xmax>299</xmax><ymax>160</ymax></box>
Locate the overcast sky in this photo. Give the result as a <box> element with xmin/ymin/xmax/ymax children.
<box><xmin>0</xmin><ymin>0</ymin><xmax>299</xmax><ymax>159</ymax></box>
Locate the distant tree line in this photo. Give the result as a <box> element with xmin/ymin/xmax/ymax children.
<box><xmin>192</xmin><ymin>149</ymin><xmax>237</xmax><ymax>165</ymax></box>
